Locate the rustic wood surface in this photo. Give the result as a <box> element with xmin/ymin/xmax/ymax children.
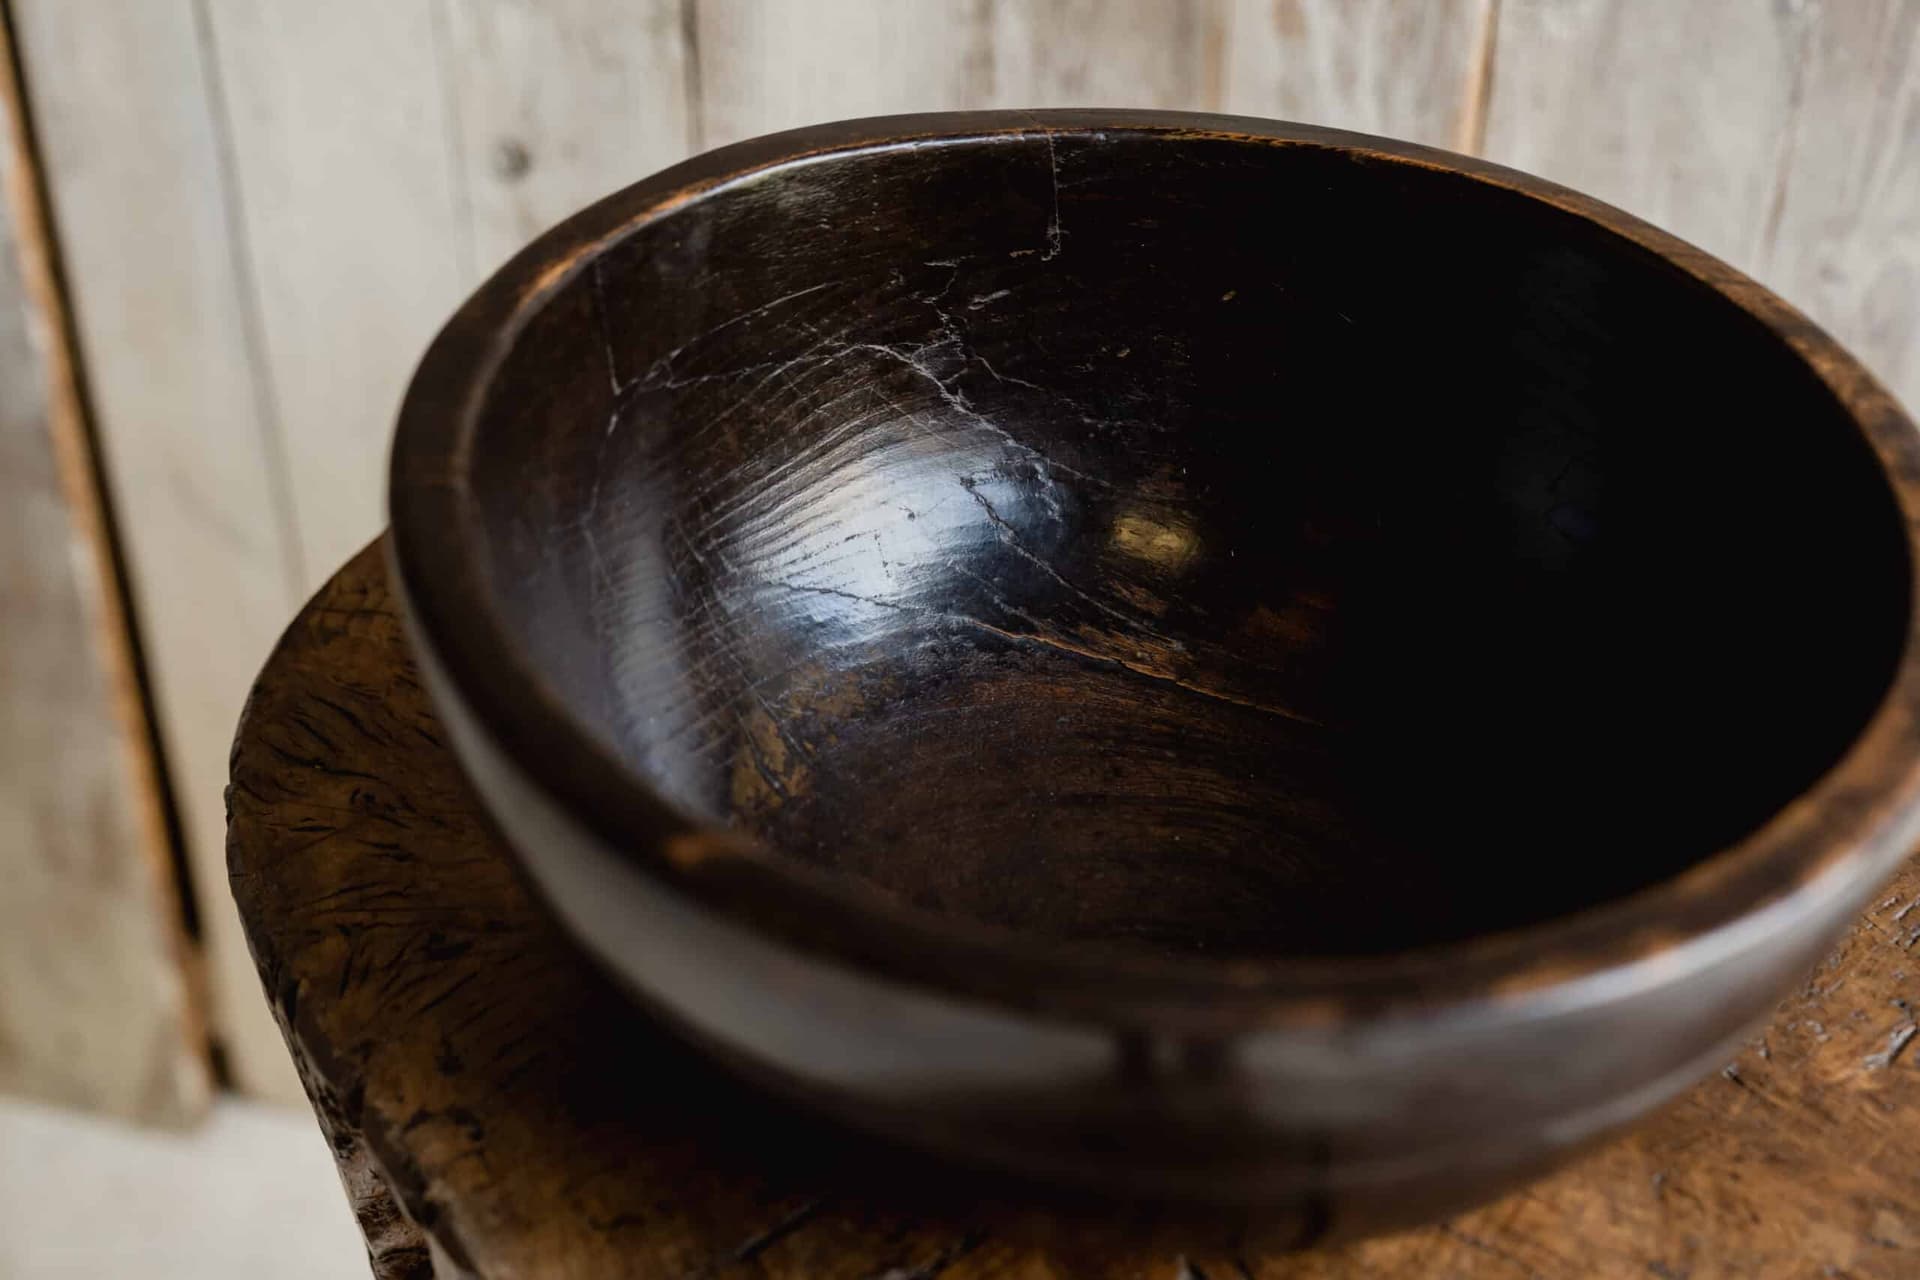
<box><xmin>0</xmin><ymin>11</ymin><xmax>207</xmax><ymax>1124</ymax></box>
<box><xmin>1749</xmin><ymin>0</ymin><xmax>1920</xmax><ymax>433</ymax></box>
<box><xmin>1483</xmin><ymin>0</ymin><xmax>1807</xmax><ymax>270</ymax></box>
<box><xmin>1215</xmin><ymin>0</ymin><xmax>1494</xmax><ymax>151</ymax></box>
<box><xmin>203</xmin><ymin>1</ymin><xmax>472</xmax><ymax>577</ymax></box>
<box><xmin>11</xmin><ymin>0</ymin><xmax>308</xmax><ymax>1101</ymax></box>
<box><xmin>234</xmin><ymin>540</ymin><xmax>1920</xmax><ymax>1279</ymax></box>
<box><xmin>437</xmin><ymin>0</ymin><xmax>696</xmax><ymax>275</ymax></box>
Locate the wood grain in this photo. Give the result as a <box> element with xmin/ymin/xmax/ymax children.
<box><xmin>1483</xmin><ymin>0</ymin><xmax>1808</xmax><ymax>269</ymax></box>
<box><xmin>199</xmin><ymin>0</ymin><xmax>471</xmax><ymax>580</ymax></box>
<box><xmin>1215</xmin><ymin>0</ymin><xmax>1492</xmax><ymax>150</ymax></box>
<box><xmin>0</xmin><ymin>10</ymin><xmax>208</xmax><ymax>1125</ymax></box>
<box><xmin>233</xmin><ymin>541</ymin><xmax>1920</xmax><ymax>1279</ymax></box>
<box><xmin>692</xmin><ymin>0</ymin><xmax>998</xmax><ymax>149</ymax></box>
<box><xmin>1483</xmin><ymin>0</ymin><xmax>1920</xmax><ymax>453</ymax></box>
<box><xmin>984</xmin><ymin>1</ymin><xmax>1219</xmax><ymax>111</ymax></box>
<box><xmin>694</xmin><ymin>0</ymin><xmax>1229</xmax><ymax>148</ymax></box>
<box><xmin>1754</xmin><ymin>0</ymin><xmax>1920</xmax><ymax>418</ymax></box>
<box><xmin>434</xmin><ymin>0</ymin><xmax>695</xmax><ymax>276</ymax></box>
<box><xmin>11</xmin><ymin>0</ymin><xmax>304</xmax><ymax>1103</ymax></box>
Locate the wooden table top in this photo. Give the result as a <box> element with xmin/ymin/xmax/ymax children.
<box><xmin>229</xmin><ymin>539</ymin><xmax>1920</xmax><ymax>1279</ymax></box>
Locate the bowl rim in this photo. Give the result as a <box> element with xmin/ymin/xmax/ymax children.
<box><xmin>389</xmin><ymin>108</ymin><xmax>1920</xmax><ymax>1029</ymax></box>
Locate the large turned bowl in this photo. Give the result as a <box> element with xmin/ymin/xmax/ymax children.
<box><xmin>389</xmin><ymin>110</ymin><xmax>1920</xmax><ymax>1240</ymax></box>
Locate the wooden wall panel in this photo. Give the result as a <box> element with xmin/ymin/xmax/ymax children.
<box><xmin>1482</xmin><ymin>0</ymin><xmax>1805</xmax><ymax>274</ymax></box>
<box><xmin>11</xmin><ymin>0</ymin><xmax>305</xmax><ymax>1103</ymax></box>
<box><xmin>1216</xmin><ymin>0</ymin><xmax>1493</xmax><ymax>149</ymax></box>
<box><xmin>693</xmin><ymin>0</ymin><xmax>997</xmax><ymax>149</ymax></box>
<box><xmin>1756</xmin><ymin>0</ymin><xmax>1920</xmax><ymax>416</ymax></box>
<box><xmin>984</xmin><ymin>1</ymin><xmax>1220</xmax><ymax>110</ymax></box>
<box><xmin>1484</xmin><ymin>0</ymin><xmax>1920</xmax><ymax>430</ymax></box>
<box><xmin>693</xmin><ymin>1</ymin><xmax>1484</xmax><ymax>165</ymax></box>
<box><xmin>0</xmin><ymin>15</ymin><xmax>209</xmax><ymax>1125</ymax></box>
<box><xmin>437</xmin><ymin>0</ymin><xmax>695</xmax><ymax>275</ymax></box>
<box><xmin>201</xmin><ymin>1</ymin><xmax>472</xmax><ymax>581</ymax></box>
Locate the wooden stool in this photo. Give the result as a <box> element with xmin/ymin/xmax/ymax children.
<box><xmin>229</xmin><ymin>539</ymin><xmax>1920</xmax><ymax>1279</ymax></box>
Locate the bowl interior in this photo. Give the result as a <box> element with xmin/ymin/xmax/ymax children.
<box><xmin>462</xmin><ymin>129</ymin><xmax>1910</xmax><ymax>958</ymax></box>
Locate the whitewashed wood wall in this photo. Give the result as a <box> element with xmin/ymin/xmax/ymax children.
<box><xmin>9</xmin><ymin>0</ymin><xmax>1914</xmax><ymax>1103</ymax></box>
<box><xmin>0</xmin><ymin>16</ymin><xmax>208</xmax><ymax>1124</ymax></box>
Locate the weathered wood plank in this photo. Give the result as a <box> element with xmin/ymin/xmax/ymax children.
<box><xmin>693</xmin><ymin>0</ymin><xmax>997</xmax><ymax>149</ymax></box>
<box><xmin>1215</xmin><ymin>0</ymin><xmax>1493</xmax><ymax>150</ymax></box>
<box><xmin>435</xmin><ymin>0</ymin><xmax>695</xmax><ymax>275</ymax></box>
<box><xmin>1482</xmin><ymin>0</ymin><xmax>1805</xmax><ymax>273</ymax></box>
<box><xmin>11</xmin><ymin>0</ymin><xmax>305</xmax><ymax>1103</ymax></box>
<box><xmin>200</xmin><ymin>0</ymin><xmax>471</xmax><ymax>581</ymax></box>
<box><xmin>1755</xmin><ymin>0</ymin><xmax>1920</xmax><ymax>416</ymax></box>
<box><xmin>694</xmin><ymin>1</ymin><xmax>1484</xmax><ymax>157</ymax></box>
<box><xmin>0</xmin><ymin>10</ymin><xmax>209</xmax><ymax>1125</ymax></box>
<box><xmin>1483</xmin><ymin>0</ymin><xmax>1920</xmax><ymax>486</ymax></box>
<box><xmin>983</xmin><ymin>0</ymin><xmax>1220</xmax><ymax>110</ymax></box>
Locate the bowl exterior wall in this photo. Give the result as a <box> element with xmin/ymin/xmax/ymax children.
<box><xmin>401</xmin><ymin>566</ymin><xmax>1867</xmax><ymax>1232</ymax></box>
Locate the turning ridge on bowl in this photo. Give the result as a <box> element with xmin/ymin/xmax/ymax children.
<box><xmin>390</xmin><ymin>111</ymin><xmax>1920</xmax><ymax>1238</ymax></box>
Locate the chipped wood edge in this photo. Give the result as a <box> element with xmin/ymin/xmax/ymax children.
<box><xmin>270</xmin><ymin>972</ymin><xmax>436</xmax><ymax>1280</ymax></box>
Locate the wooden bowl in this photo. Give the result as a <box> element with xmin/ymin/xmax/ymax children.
<box><xmin>388</xmin><ymin>111</ymin><xmax>1920</xmax><ymax>1239</ymax></box>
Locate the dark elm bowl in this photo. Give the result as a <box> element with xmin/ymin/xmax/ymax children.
<box><xmin>389</xmin><ymin>110</ymin><xmax>1920</xmax><ymax>1240</ymax></box>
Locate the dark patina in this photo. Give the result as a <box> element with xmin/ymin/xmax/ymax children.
<box><xmin>383</xmin><ymin>111</ymin><xmax>1920</xmax><ymax>1232</ymax></box>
